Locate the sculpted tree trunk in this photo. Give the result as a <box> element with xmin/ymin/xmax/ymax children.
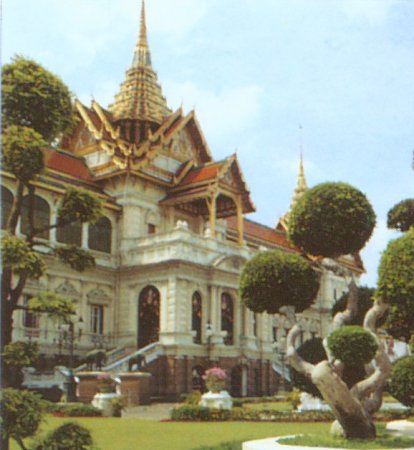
<box><xmin>286</xmin><ymin>282</ymin><xmax>391</xmax><ymax>440</ymax></box>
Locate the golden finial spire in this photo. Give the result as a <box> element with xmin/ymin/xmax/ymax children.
<box><xmin>109</xmin><ymin>0</ymin><xmax>171</xmax><ymax>124</ymax></box>
<box><xmin>132</xmin><ymin>0</ymin><xmax>151</xmax><ymax>68</ymax></box>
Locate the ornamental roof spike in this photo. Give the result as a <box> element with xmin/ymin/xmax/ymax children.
<box><xmin>109</xmin><ymin>0</ymin><xmax>171</xmax><ymax>124</ymax></box>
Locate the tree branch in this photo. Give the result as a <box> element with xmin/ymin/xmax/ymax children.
<box><xmin>286</xmin><ymin>323</ymin><xmax>314</xmax><ymax>377</ymax></box>
<box><xmin>351</xmin><ymin>298</ymin><xmax>391</xmax><ymax>414</ymax></box>
<box><xmin>332</xmin><ymin>279</ymin><xmax>359</xmax><ymax>331</ymax></box>
<box><xmin>6</xmin><ymin>181</ymin><xmax>25</xmax><ymax>234</ymax></box>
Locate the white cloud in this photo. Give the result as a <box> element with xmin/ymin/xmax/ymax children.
<box><xmin>163</xmin><ymin>80</ymin><xmax>264</xmax><ymax>141</ymax></box>
<box><xmin>337</xmin><ymin>0</ymin><xmax>399</xmax><ymax>25</ymax></box>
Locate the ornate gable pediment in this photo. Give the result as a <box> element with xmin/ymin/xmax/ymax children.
<box><xmin>87</xmin><ymin>288</ymin><xmax>111</xmax><ymax>304</ymax></box>
<box><xmin>56</xmin><ymin>282</ymin><xmax>80</xmax><ymax>298</ymax></box>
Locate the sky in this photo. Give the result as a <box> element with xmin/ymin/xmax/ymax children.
<box><xmin>3</xmin><ymin>0</ymin><xmax>414</xmax><ymax>287</ymax></box>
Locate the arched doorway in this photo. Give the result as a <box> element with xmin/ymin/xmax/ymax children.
<box><xmin>138</xmin><ymin>286</ymin><xmax>160</xmax><ymax>348</ymax></box>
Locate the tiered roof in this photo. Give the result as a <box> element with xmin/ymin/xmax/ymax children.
<box><xmin>108</xmin><ymin>0</ymin><xmax>171</xmax><ymax>124</ymax></box>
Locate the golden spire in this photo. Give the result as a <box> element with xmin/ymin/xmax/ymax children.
<box><xmin>282</xmin><ymin>154</ymin><xmax>308</xmax><ymax>227</ymax></box>
<box><xmin>132</xmin><ymin>0</ymin><xmax>151</xmax><ymax>68</ymax></box>
<box><xmin>109</xmin><ymin>0</ymin><xmax>171</xmax><ymax>124</ymax></box>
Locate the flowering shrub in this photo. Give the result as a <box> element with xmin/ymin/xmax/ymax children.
<box><xmin>96</xmin><ymin>372</ymin><xmax>116</xmax><ymax>393</ymax></box>
<box><xmin>203</xmin><ymin>367</ymin><xmax>227</xmax><ymax>392</ymax></box>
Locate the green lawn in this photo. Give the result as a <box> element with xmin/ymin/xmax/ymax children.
<box><xmin>11</xmin><ymin>417</ymin><xmax>330</xmax><ymax>450</ymax></box>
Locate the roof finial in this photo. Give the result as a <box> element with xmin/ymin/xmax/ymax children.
<box><xmin>131</xmin><ymin>0</ymin><xmax>152</xmax><ymax>68</ymax></box>
<box><xmin>139</xmin><ymin>0</ymin><xmax>148</xmax><ymax>48</ymax></box>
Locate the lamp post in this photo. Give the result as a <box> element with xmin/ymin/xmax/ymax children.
<box><xmin>60</xmin><ymin>316</ymin><xmax>84</xmax><ymax>402</ymax></box>
<box><xmin>205</xmin><ymin>322</ymin><xmax>213</xmax><ymax>366</ymax></box>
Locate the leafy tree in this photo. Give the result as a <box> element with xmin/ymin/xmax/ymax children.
<box><xmin>1</xmin><ymin>57</ymin><xmax>103</xmax><ymax>400</ymax></box>
<box><xmin>240</xmin><ymin>181</ymin><xmax>387</xmax><ymax>440</ymax></box>
<box><xmin>387</xmin><ymin>199</ymin><xmax>414</xmax><ymax>232</ymax></box>
<box><xmin>389</xmin><ymin>356</ymin><xmax>414</xmax><ymax>407</ymax></box>
<box><xmin>288</xmin><ymin>182</ymin><xmax>376</xmax><ymax>257</ymax></box>
<box><xmin>2</xmin><ymin>341</ymin><xmax>39</xmax><ymax>388</ymax></box>
<box><xmin>34</xmin><ymin>422</ymin><xmax>94</xmax><ymax>450</ymax></box>
<box><xmin>2</xmin><ymin>56</ymin><xmax>76</xmax><ymax>142</ymax></box>
<box><xmin>239</xmin><ymin>250</ymin><xmax>320</xmax><ymax>314</ymax></box>
<box><xmin>1</xmin><ymin>388</ymin><xmax>45</xmax><ymax>450</ymax></box>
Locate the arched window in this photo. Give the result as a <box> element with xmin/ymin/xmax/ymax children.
<box><xmin>88</xmin><ymin>216</ymin><xmax>112</xmax><ymax>253</ymax></box>
<box><xmin>56</xmin><ymin>220</ymin><xmax>82</xmax><ymax>246</ymax></box>
<box><xmin>1</xmin><ymin>186</ymin><xmax>14</xmax><ymax>229</ymax></box>
<box><xmin>221</xmin><ymin>293</ymin><xmax>234</xmax><ymax>345</ymax></box>
<box><xmin>191</xmin><ymin>292</ymin><xmax>202</xmax><ymax>344</ymax></box>
<box><xmin>138</xmin><ymin>286</ymin><xmax>160</xmax><ymax>348</ymax></box>
<box><xmin>21</xmin><ymin>195</ymin><xmax>50</xmax><ymax>239</ymax></box>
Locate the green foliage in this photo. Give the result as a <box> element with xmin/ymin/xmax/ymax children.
<box><xmin>387</xmin><ymin>199</ymin><xmax>414</xmax><ymax>232</ymax></box>
<box><xmin>58</xmin><ymin>188</ymin><xmax>103</xmax><ymax>225</ymax></box>
<box><xmin>331</xmin><ymin>286</ymin><xmax>376</xmax><ymax>326</ymax></box>
<box><xmin>389</xmin><ymin>356</ymin><xmax>414</xmax><ymax>407</ymax></box>
<box><xmin>182</xmin><ymin>390</ymin><xmax>202</xmax><ymax>406</ymax></box>
<box><xmin>328</xmin><ymin>326</ymin><xmax>378</xmax><ymax>366</ymax></box>
<box><xmin>2</xmin><ymin>125</ymin><xmax>45</xmax><ymax>182</ymax></box>
<box><xmin>1</xmin><ymin>388</ymin><xmax>45</xmax><ymax>444</ymax></box>
<box><xmin>377</xmin><ymin>229</ymin><xmax>414</xmax><ymax>309</ymax></box>
<box><xmin>2</xmin><ymin>56</ymin><xmax>75</xmax><ymax>142</ymax></box>
<box><xmin>55</xmin><ymin>245</ymin><xmax>96</xmax><ymax>272</ymax></box>
<box><xmin>289</xmin><ymin>338</ymin><xmax>327</xmax><ymax>398</ymax></box>
<box><xmin>239</xmin><ymin>249</ymin><xmax>320</xmax><ymax>314</ymax></box>
<box><xmin>1</xmin><ymin>235</ymin><xmax>46</xmax><ymax>279</ymax></box>
<box><xmin>3</xmin><ymin>341</ymin><xmax>38</xmax><ymax>368</ymax></box>
<box><xmin>28</xmin><ymin>292</ymin><xmax>75</xmax><ymax>321</ymax></box>
<box><xmin>170</xmin><ymin>404</ymin><xmax>336</xmax><ymax>422</ymax></box>
<box><xmin>111</xmin><ymin>395</ymin><xmax>127</xmax><ymax>417</ymax></box>
<box><xmin>34</xmin><ymin>421</ymin><xmax>94</xmax><ymax>450</ymax></box>
<box><xmin>288</xmin><ymin>182</ymin><xmax>376</xmax><ymax>257</ymax></box>
<box><xmin>46</xmin><ymin>403</ymin><xmax>102</xmax><ymax>417</ymax></box>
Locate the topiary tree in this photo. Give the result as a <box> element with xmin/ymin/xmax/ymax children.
<box><xmin>288</xmin><ymin>182</ymin><xmax>376</xmax><ymax>257</ymax></box>
<box><xmin>377</xmin><ymin>229</ymin><xmax>414</xmax><ymax>340</ymax></box>
<box><xmin>239</xmin><ymin>250</ymin><xmax>320</xmax><ymax>314</ymax></box>
<box><xmin>34</xmin><ymin>422</ymin><xmax>94</xmax><ymax>450</ymax></box>
<box><xmin>387</xmin><ymin>199</ymin><xmax>414</xmax><ymax>232</ymax></box>
<box><xmin>241</xmin><ymin>181</ymin><xmax>394</xmax><ymax>440</ymax></box>
<box><xmin>1</xmin><ymin>57</ymin><xmax>103</xmax><ymax>398</ymax></box>
<box><xmin>1</xmin><ymin>388</ymin><xmax>45</xmax><ymax>450</ymax></box>
<box><xmin>388</xmin><ymin>356</ymin><xmax>414</xmax><ymax>407</ymax></box>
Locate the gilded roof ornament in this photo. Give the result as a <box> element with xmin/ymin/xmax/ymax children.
<box><xmin>109</xmin><ymin>0</ymin><xmax>171</xmax><ymax>124</ymax></box>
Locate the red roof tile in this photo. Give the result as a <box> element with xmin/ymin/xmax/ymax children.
<box><xmin>44</xmin><ymin>149</ymin><xmax>93</xmax><ymax>182</ymax></box>
<box><xmin>227</xmin><ymin>216</ymin><xmax>298</xmax><ymax>251</ymax></box>
<box><xmin>179</xmin><ymin>162</ymin><xmax>222</xmax><ymax>186</ymax></box>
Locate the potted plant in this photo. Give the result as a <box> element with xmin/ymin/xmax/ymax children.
<box><xmin>91</xmin><ymin>373</ymin><xmax>119</xmax><ymax>416</ymax></box>
<box><xmin>203</xmin><ymin>367</ymin><xmax>227</xmax><ymax>393</ymax></box>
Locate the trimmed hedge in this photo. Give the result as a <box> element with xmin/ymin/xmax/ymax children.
<box><xmin>328</xmin><ymin>325</ymin><xmax>377</xmax><ymax>366</ymax></box>
<box><xmin>288</xmin><ymin>182</ymin><xmax>376</xmax><ymax>257</ymax></box>
<box><xmin>170</xmin><ymin>405</ymin><xmax>411</xmax><ymax>423</ymax></box>
<box><xmin>389</xmin><ymin>356</ymin><xmax>414</xmax><ymax>407</ymax></box>
<box><xmin>239</xmin><ymin>249</ymin><xmax>320</xmax><ymax>314</ymax></box>
<box><xmin>47</xmin><ymin>403</ymin><xmax>102</xmax><ymax>417</ymax></box>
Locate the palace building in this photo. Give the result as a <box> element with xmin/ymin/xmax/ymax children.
<box><xmin>2</xmin><ymin>2</ymin><xmax>364</xmax><ymax>399</ymax></box>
